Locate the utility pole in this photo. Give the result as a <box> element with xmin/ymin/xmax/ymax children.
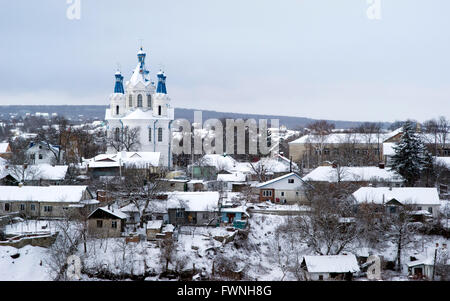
<box><xmin>432</xmin><ymin>243</ymin><xmax>438</xmax><ymax>281</ymax></box>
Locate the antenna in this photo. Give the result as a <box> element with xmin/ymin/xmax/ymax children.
<box><xmin>138</xmin><ymin>38</ymin><xmax>144</xmax><ymax>49</ymax></box>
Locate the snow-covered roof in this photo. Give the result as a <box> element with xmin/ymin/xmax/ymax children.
<box><xmin>0</xmin><ymin>186</ymin><xmax>89</xmax><ymax>203</ymax></box>
<box><xmin>167</xmin><ymin>192</ymin><xmax>219</xmax><ymax>212</ymax></box>
<box><xmin>257</xmin><ymin>172</ymin><xmax>304</xmax><ymax>188</ymax></box>
<box><xmin>303</xmin><ymin>254</ymin><xmax>360</xmax><ymax>273</ymax></box>
<box><xmin>302</xmin><ymin>166</ymin><xmax>403</xmax><ymax>183</ymax></box>
<box><xmin>383</xmin><ymin>142</ymin><xmax>396</xmax><ymax>156</ymax></box>
<box><xmin>162</xmin><ymin>224</ymin><xmax>175</xmax><ymax>233</ymax></box>
<box><xmin>289</xmin><ymin>133</ymin><xmax>388</xmax><ymax>145</ymax></box>
<box><xmin>0</xmin><ymin>143</ymin><xmax>10</xmax><ymax>153</ymax></box>
<box><xmin>406</xmin><ymin>257</ymin><xmax>434</xmax><ymax>267</ymax></box>
<box><xmin>220</xmin><ymin>206</ymin><xmax>249</xmax><ymax>216</ymax></box>
<box><xmin>146</xmin><ymin>220</ymin><xmax>163</xmax><ymax>230</ymax></box>
<box><xmin>250</xmin><ymin>157</ymin><xmax>298</xmax><ymax>174</ymax></box>
<box><xmin>352</xmin><ymin>187</ymin><xmax>441</xmax><ymax>206</ymax></box>
<box><xmin>88</xmin><ymin>207</ymin><xmax>128</xmax><ymax>219</ymax></box>
<box><xmin>196</xmin><ymin>154</ymin><xmax>237</xmax><ymax>170</ymax></box>
<box><xmin>217</xmin><ymin>172</ymin><xmax>246</xmax><ymax>182</ymax></box>
<box><xmin>87</xmin><ymin>151</ymin><xmax>161</xmax><ymax>168</ymax></box>
<box><xmin>436</xmin><ymin>157</ymin><xmax>450</xmax><ymax>169</ymax></box>
<box><xmin>29</xmin><ymin>164</ymin><xmax>68</xmax><ymax>180</ymax></box>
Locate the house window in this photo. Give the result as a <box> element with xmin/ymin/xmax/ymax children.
<box><xmin>30</xmin><ymin>154</ymin><xmax>35</xmax><ymax>160</ymax></box>
<box><xmin>137</xmin><ymin>94</ymin><xmax>143</xmax><ymax>107</ymax></box>
<box><xmin>63</xmin><ymin>207</ymin><xmax>69</xmax><ymax>210</ymax></box>
<box><xmin>417</xmin><ymin>206</ymin><xmax>422</xmax><ymax>211</ymax></box>
<box><xmin>20</xmin><ymin>204</ymin><xmax>25</xmax><ymax>211</ymax></box>
<box><xmin>97</xmin><ymin>220</ymin><xmax>103</xmax><ymax>228</ymax></box>
<box><xmin>296</xmin><ymin>191</ymin><xmax>299</xmax><ymax>196</ymax></box>
<box><xmin>111</xmin><ymin>221</ymin><xmax>117</xmax><ymax>229</ymax></box>
<box><xmin>202</xmin><ymin>213</ymin><xmax>209</xmax><ymax>219</ymax></box>
<box><xmin>4</xmin><ymin>203</ymin><xmax>10</xmax><ymax>211</ymax></box>
<box><xmin>288</xmin><ymin>179</ymin><xmax>294</xmax><ymax>184</ymax></box>
<box><xmin>44</xmin><ymin>206</ymin><xmax>53</xmax><ymax>212</ymax></box>
<box><xmin>389</xmin><ymin>207</ymin><xmax>396</xmax><ymax>214</ymax></box>
<box><xmin>262</xmin><ymin>190</ymin><xmax>272</xmax><ymax>197</ymax></box>
<box><xmin>116</xmin><ymin>105</ymin><xmax>119</xmax><ymax>115</ymax></box>
<box><xmin>129</xmin><ymin>95</ymin><xmax>133</xmax><ymax>107</ymax></box>
<box><xmin>148</xmin><ymin>128</ymin><xmax>152</xmax><ymax>142</ymax></box>
<box><xmin>158</xmin><ymin>105</ymin><xmax>162</xmax><ymax>116</ymax></box>
<box><xmin>176</xmin><ymin>210</ymin><xmax>183</xmax><ymax>218</ymax></box>
<box><xmin>318</xmin><ymin>275</ymin><xmax>323</xmax><ymax>281</ymax></box>
<box><xmin>147</xmin><ymin>95</ymin><xmax>152</xmax><ymax>107</ymax></box>
<box><xmin>428</xmin><ymin>207</ymin><xmax>433</xmax><ymax>214</ymax></box>
<box><xmin>281</xmin><ymin>192</ymin><xmax>285</xmax><ymax>197</ymax></box>
<box><xmin>114</xmin><ymin>128</ymin><xmax>120</xmax><ymax>142</ymax></box>
<box><xmin>158</xmin><ymin>128</ymin><xmax>163</xmax><ymax>142</ymax></box>
<box><xmin>30</xmin><ymin>204</ymin><xmax>36</xmax><ymax>211</ymax></box>
<box><xmin>39</xmin><ymin>154</ymin><xmax>43</xmax><ymax>160</ymax></box>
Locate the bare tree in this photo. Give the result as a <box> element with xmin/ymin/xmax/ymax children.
<box><xmin>295</xmin><ymin>183</ymin><xmax>358</xmax><ymax>255</ymax></box>
<box><xmin>107</xmin><ymin>126</ymin><xmax>141</xmax><ymax>152</ymax></box>
<box><xmin>119</xmin><ymin>164</ymin><xmax>165</xmax><ymax>228</ymax></box>
<box><xmin>385</xmin><ymin>203</ymin><xmax>421</xmax><ymax>271</ymax></box>
<box><xmin>160</xmin><ymin>236</ymin><xmax>177</xmax><ymax>272</ymax></box>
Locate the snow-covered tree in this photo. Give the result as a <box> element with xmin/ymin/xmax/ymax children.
<box><xmin>389</xmin><ymin>120</ymin><xmax>429</xmax><ymax>187</ymax></box>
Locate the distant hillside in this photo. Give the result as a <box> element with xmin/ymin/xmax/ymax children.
<box><xmin>0</xmin><ymin>105</ymin><xmax>390</xmax><ymax>129</ymax></box>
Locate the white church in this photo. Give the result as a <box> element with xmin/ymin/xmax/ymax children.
<box><xmin>105</xmin><ymin>47</ymin><xmax>174</xmax><ymax>168</ymax></box>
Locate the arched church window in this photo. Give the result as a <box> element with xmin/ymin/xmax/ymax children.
<box><xmin>137</xmin><ymin>94</ymin><xmax>143</xmax><ymax>107</ymax></box>
<box><xmin>147</xmin><ymin>95</ymin><xmax>152</xmax><ymax>108</ymax></box>
<box><xmin>158</xmin><ymin>105</ymin><xmax>162</xmax><ymax>116</ymax></box>
<box><xmin>158</xmin><ymin>128</ymin><xmax>163</xmax><ymax>142</ymax></box>
<box><xmin>116</xmin><ymin>106</ymin><xmax>119</xmax><ymax>115</ymax></box>
<box><xmin>148</xmin><ymin>128</ymin><xmax>152</xmax><ymax>142</ymax></box>
<box><xmin>114</xmin><ymin>128</ymin><xmax>120</xmax><ymax>142</ymax></box>
<box><xmin>129</xmin><ymin>95</ymin><xmax>133</xmax><ymax>107</ymax></box>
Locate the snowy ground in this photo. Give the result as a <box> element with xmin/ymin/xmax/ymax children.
<box><xmin>1</xmin><ymin>214</ymin><xmax>448</xmax><ymax>281</ymax></box>
<box><xmin>0</xmin><ymin>245</ymin><xmax>52</xmax><ymax>281</ymax></box>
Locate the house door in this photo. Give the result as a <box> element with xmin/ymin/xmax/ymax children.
<box><xmin>227</xmin><ymin>213</ymin><xmax>235</xmax><ymax>223</ymax></box>
<box><xmin>414</xmin><ymin>267</ymin><xmax>423</xmax><ymax>277</ymax></box>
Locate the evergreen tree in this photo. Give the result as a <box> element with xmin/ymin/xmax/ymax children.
<box><xmin>389</xmin><ymin>120</ymin><xmax>428</xmax><ymax>187</ymax></box>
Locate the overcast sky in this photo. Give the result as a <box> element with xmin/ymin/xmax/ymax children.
<box><xmin>0</xmin><ymin>0</ymin><xmax>449</xmax><ymax>122</ymax></box>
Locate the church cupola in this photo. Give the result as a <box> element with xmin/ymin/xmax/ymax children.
<box><xmin>137</xmin><ymin>47</ymin><xmax>149</xmax><ymax>78</ymax></box>
<box><xmin>114</xmin><ymin>70</ymin><xmax>124</xmax><ymax>94</ymax></box>
<box><xmin>156</xmin><ymin>70</ymin><xmax>167</xmax><ymax>94</ymax></box>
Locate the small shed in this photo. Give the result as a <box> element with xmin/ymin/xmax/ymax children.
<box><xmin>407</xmin><ymin>257</ymin><xmax>434</xmax><ymax>280</ymax></box>
<box><xmin>301</xmin><ymin>254</ymin><xmax>360</xmax><ymax>281</ymax></box>
<box><xmin>146</xmin><ymin>220</ymin><xmax>164</xmax><ymax>240</ymax></box>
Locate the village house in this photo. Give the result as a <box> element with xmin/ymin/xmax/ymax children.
<box><xmin>288</xmin><ymin>132</ymin><xmax>391</xmax><ymax>168</ymax></box>
<box><xmin>216</xmin><ymin>171</ymin><xmax>248</xmax><ymax>192</ymax></box>
<box><xmin>166</xmin><ymin>192</ymin><xmax>220</xmax><ymax>226</ymax></box>
<box><xmin>256</xmin><ymin>172</ymin><xmax>309</xmax><ymax>204</ymax></box>
<box><xmin>87</xmin><ymin>207</ymin><xmax>128</xmax><ymax>238</ymax></box>
<box><xmin>301</xmin><ymin>254</ymin><xmax>360</xmax><ymax>281</ymax></box>
<box><xmin>352</xmin><ymin>187</ymin><xmax>441</xmax><ymax>219</ymax></box>
<box><xmin>406</xmin><ymin>256</ymin><xmax>435</xmax><ymax>280</ymax></box>
<box><xmin>85</xmin><ymin>151</ymin><xmax>162</xmax><ymax>178</ymax></box>
<box><xmin>219</xmin><ymin>205</ymin><xmax>249</xmax><ymax>229</ymax></box>
<box><xmin>0</xmin><ymin>185</ymin><xmax>94</xmax><ymax>219</ymax></box>
<box><xmin>157</xmin><ymin>178</ymin><xmax>189</xmax><ymax>192</ymax></box>
<box><xmin>189</xmin><ymin>154</ymin><xmax>238</xmax><ymax>181</ymax></box>
<box><xmin>302</xmin><ymin>165</ymin><xmax>404</xmax><ymax>186</ymax></box>
<box><xmin>0</xmin><ymin>163</ymin><xmax>69</xmax><ymax>186</ymax></box>
<box><xmin>26</xmin><ymin>141</ymin><xmax>64</xmax><ymax>165</ymax></box>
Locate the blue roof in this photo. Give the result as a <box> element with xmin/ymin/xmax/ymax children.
<box><xmin>156</xmin><ymin>71</ymin><xmax>167</xmax><ymax>94</ymax></box>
